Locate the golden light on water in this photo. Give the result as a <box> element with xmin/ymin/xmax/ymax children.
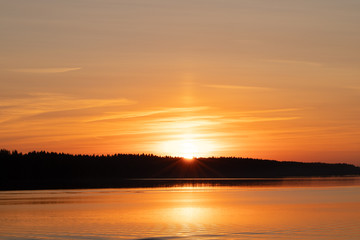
<box><xmin>170</xmin><ymin>207</ymin><xmax>208</xmax><ymax>223</ymax></box>
<box><xmin>2</xmin><ymin>183</ymin><xmax>360</xmax><ymax>239</ymax></box>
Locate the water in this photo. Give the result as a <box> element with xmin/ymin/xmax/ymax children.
<box><xmin>0</xmin><ymin>177</ymin><xmax>360</xmax><ymax>240</ymax></box>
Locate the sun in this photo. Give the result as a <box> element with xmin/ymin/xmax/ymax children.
<box><xmin>159</xmin><ymin>133</ymin><xmax>215</xmax><ymax>159</ymax></box>
<box><xmin>181</xmin><ymin>140</ymin><xmax>197</xmax><ymax>160</ymax></box>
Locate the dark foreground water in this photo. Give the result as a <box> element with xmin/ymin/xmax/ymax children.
<box><xmin>0</xmin><ymin>177</ymin><xmax>360</xmax><ymax>240</ymax></box>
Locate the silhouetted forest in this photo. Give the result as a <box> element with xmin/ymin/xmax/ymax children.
<box><xmin>1</xmin><ymin>149</ymin><xmax>359</xmax><ymax>190</ymax></box>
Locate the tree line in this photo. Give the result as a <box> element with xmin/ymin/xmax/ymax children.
<box><xmin>1</xmin><ymin>149</ymin><xmax>359</xmax><ymax>190</ymax></box>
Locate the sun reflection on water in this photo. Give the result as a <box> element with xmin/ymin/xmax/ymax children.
<box><xmin>171</xmin><ymin>207</ymin><xmax>206</xmax><ymax>223</ymax></box>
<box><xmin>1</xmin><ymin>182</ymin><xmax>360</xmax><ymax>240</ymax></box>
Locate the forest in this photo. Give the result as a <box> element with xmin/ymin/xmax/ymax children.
<box><xmin>1</xmin><ymin>149</ymin><xmax>359</xmax><ymax>190</ymax></box>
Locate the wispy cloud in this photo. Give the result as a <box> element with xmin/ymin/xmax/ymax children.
<box><xmin>87</xmin><ymin>106</ymin><xmax>209</xmax><ymax>122</ymax></box>
<box><xmin>263</xmin><ymin>59</ymin><xmax>323</xmax><ymax>67</ymax></box>
<box><xmin>0</xmin><ymin>93</ymin><xmax>134</xmax><ymax>109</ymax></box>
<box><xmin>229</xmin><ymin>108</ymin><xmax>303</xmax><ymax>115</ymax></box>
<box><xmin>204</xmin><ymin>84</ymin><xmax>273</xmax><ymax>91</ymax></box>
<box><xmin>9</xmin><ymin>67</ymin><xmax>81</xmax><ymax>73</ymax></box>
<box><xmin>0</xmin><ymin>93</ymin><xmax>135</xmax><ymax>123</ymax></box>
<box><xmin>133</xmin><ymin>108</ymin><xmax>302</xmax><ymax>137</ymax></box>
<box><xmin>223</xmin><ymin>116</ymin><xmax>300</xmax><ymax>123</ymax></box>
<box><xmin>88</xmin><ymin>107</ymin><xmax>302</xmax><ymax>133</ymax></box>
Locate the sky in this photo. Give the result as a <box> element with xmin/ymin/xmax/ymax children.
<box><xmin>1</xmin><ymin>0</ymin><xmax>360</xmax><ymax>165</ymax></box>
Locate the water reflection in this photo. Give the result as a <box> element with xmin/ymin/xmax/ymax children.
<box><xmin>0</xmin><ymin>177</ymin><xmax>360</xmax><ymax>240</ymax></box>
<box><xmin>123</xmin><ymin>176</ymin><xmax>360</xmax><ymax>189</ymax></box>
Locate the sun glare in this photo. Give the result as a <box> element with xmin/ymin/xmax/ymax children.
<box><xmin>159</xmin><ymin>133</ymin><xmax>215</xmax><ymax>159</ymax></box>
<box><xmin>181</xmin><ymin>140</ymin><xmax>197</xmax><ymax>160</ymax></box>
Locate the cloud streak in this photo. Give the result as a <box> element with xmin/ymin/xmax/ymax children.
<box><xmin>222</xmin><ymin>116</ymin><xmax>301</xmax><ymax>123</ymax></box>
<box><xmin>0</xmin><ymin>93</ymin><xmax>135</xmax><ymax>123</ymax></box>
<box><xmin>204</xmin><ymin>84</ymin><xmax>273</xmax><ymax>91</ymax></box>
<box><xmin>87</xmin><ymin>106</ymin><xmax>209</xmax><ymax>122</ymax></box>
<box><xmin>227</xmin><ymin>108</ymin><xmax>303</xmax><ymax>115</ymax></box>
<box><xmin>263</xmin><ymin>59</ymin><xmax>323</xmax><ymax>67</ymax></box>
<box><xmin>9</xmin><ymin>67</ymin><xmax>81</xmax><ymax>73</ymax></box>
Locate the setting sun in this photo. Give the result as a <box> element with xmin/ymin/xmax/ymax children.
<box><xmin>180</xmin><ymin>139</ymin><xmax>197</xmax><ymax>160</ymax></box>
<box><xmin>159</xmin><ymin>133</ymin><xmax>215</xmax><ymax>159</ymax></box>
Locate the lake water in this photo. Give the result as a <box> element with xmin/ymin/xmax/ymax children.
<box><xmin>0</xmin><ymin>177</ymin><xmax>360</xmax><ymax>240</ymax></box>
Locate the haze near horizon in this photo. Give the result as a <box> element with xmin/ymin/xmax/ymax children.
<box><xmin>1</xmin><ymin>0</ymin><xmax>360</xmax><ymax>165</ymax></box>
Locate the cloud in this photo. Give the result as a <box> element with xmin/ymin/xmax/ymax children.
<box><xmin>263</xmin><ymin>59</ymin><xmax>323</xmax><ymax>67</ymax></box>
<box><xmin>204</xmin><ymin>84</ymin><xmax>273</xmax><ymax>91</ymax></box>
<box><xmin>85</xmin><ymin>107</ymin><xmax>302</xmax><ymax>136</ymax></box>
<box><xmin>9</xmin><ymin>67</ymin><xmax>81</xmax><ymax>73</ymax></box>
<box><xmin>86</xmin><ymin>106</ymin><xmax>209</xmax><ymax>122</ymax></box>
<box><xmin>127</xmin><ymin>108</ymin><xmax>301</xmax><ymax>137</ymax></box>
<box><xmin>231</xmin><ymin>108</ymin><xmax>303</xmax><ymax>114</ymax></box>
<box><xmin>0</xmin><ymin>93</ymin><xmax>134</xmax><ymax>109</ymax></box>
<box><xmin>223</xmin><ymin>116</ymin><xmax>300</xmax><ymax>123</ymax></box>
<box><xmin>0</xmin><ymin>93</ymin><xmax>135</xmax><ymax>123</ymax></box>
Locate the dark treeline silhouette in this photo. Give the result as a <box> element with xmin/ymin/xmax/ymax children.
<box><xmin>1</xmin><ymin>149</ymin><xmax>359</xmax><ymax>190</ymax></box>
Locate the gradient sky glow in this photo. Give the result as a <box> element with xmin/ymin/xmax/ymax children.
<box><xmin>1</xmin><ymin>0</ymin><xmax>360</xmax><ymax>165</ymax></box>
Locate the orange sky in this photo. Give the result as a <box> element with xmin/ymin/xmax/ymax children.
<box><xmin>1</xmin><ymin>1</ymin><xmax>360</xmax><ymax>165</ymax></box>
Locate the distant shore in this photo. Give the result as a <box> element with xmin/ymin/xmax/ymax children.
<box><xmin>1</xmin><ymin>149</ymin><xmax>359</xmax><ymax>190</ymax></box>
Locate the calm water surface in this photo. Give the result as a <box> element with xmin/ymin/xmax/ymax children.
<box><xmin>0</xmin><ymin>177</ymin><xmax>360</xmax><ymax>240</ymax></box>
